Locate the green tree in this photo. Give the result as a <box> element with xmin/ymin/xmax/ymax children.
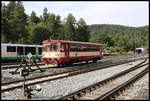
<box><xmin>98</xmin><ymin>33</ymin><xmax>114</xmax><ymax>47</ymax></box>
<box><xmin>43</xmin><ymin>7</ymin><xmax>48</xmax><ymax>24</ymax></box>
<box><xmin>63</xmin><ymin>13</ymin><xmax>76</xmax><ymax>41</ymax></box>
<box><xmin>29</xmin><ymin>24</ymin><xmax>51</xmax><ymax>44</ymax></box>
<box><xmin>6</xmin><ymin>1</ymin><xmax>16</xmax><ymax>18</ymax></box>
<box><xmin>54</xmin><ymin>15</ymin><xmax>63</xmax><ymax>39</ymax></box>
<box><xmin>75</xmin><ymin>18</ymin><xmax>90</xmax><ymax>42</ymax></box>
<box><xmin>1</xmin><ymin>3</ymin><xmax>9</xmax><ymax>43</ymax></box>
<box><xmin>8</xmin><ymin>2</ymin><xmax>27</xmax><ymax>43</ymax></box>
<box><xmin>46</xmin><ymin>13</ymin><xmax>55</xmax><ymax>38</ymax></box>
<box><xmin>45</xmin><ymin>13</ymin><xmax>63</xmax><ymax>40</ymax></box>
<box><xmin>89</xmin><ymin>32</ymin><xmax>99</xmax><ymax>43</ymax></box>
<box><xmin>30</xmin><ymin>11</ymin><xmax>40</xmax><ymax>24</ymax></box>
<box><xmin>119</xmin><ymin>34</ymin><xmax>129</xmax><ymax>52</ymax></box>
<box><xmin>89</xmin><ymin>36</ymin><xmax>98</xmax><ymax>43</ymax></box>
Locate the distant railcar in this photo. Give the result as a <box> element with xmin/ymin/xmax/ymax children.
<box><xmin>1</xmin><ymin>43</ymin><xmax>42</xmax><ymax>62</ymax></box>
<box><xmin>136</xmin><ymin>48</ymin><xmax>147</xmax><ymax>54</ymax></box>
<box><xmin>42</xmin><ymin>40</ymin><xmax>103</xmax><ymax>67</ymax></box>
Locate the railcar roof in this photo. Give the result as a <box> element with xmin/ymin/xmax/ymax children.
<box><xmin>1</xmin><ymin>43</ymin><xmax>42</xmax><ymax>47</ymax></box>
<box><xmin>43</xmin><ymin>40</ymin><xmax>103</xmax><ymax>46</ymax></box>
<box><xmin>136</xmin><ymin>48</ymin><xmax>144</xmax><ymax>49</ymax></box>
<box><xmin>61</xmin><ymin>40</ymin><xmax>102</xmax><ymax>45</ymax></box>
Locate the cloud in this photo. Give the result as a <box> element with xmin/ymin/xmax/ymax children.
<box><xmin>2</xmin><ymin>1</ymin><xmax>148</xmax><ymax>27</ymax></box>
<box><xmin>73</xmin><ymin>2</ymin><xmax>148</xmax><ymax>27</ymax></box>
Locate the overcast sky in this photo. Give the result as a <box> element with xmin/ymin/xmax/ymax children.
<box><xmin>2</xmin><ymin>1</ymin><xmax>149</xmax><ymax>27</ymax></box>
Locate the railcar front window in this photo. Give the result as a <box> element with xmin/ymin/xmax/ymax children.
<box><xmin>43</xmin><ymin>43</ymin><xmax>60</xmax><ymax>52</ymax></box>
<box><xmin>50</xmin><ymin>44</ymin><xmax>57</xmax><ymax>51</ymax></box>
<box><xmin>42</xmin><ymin>45</ymin><xmax>50</xmax><ymax>52</ymax></box>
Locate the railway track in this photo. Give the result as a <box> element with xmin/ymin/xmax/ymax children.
<box><xmin>1</xmin><ymin>56</ymin><xmax>136</xmax><ymax>84</ymax></box>
<box><xmin>1</xmin><ymin>62</ymin><xmax>22</xmax><ymax>66</ymax></box>
<box><xmin>1</xmin><ymin>54</ymin><xmax>120</xmax><ymax>66</ymax></box>
<box><xmin>1</xmin><ymin>57</ymin><xmax>147</xmax><ymax>92</ymax></box>
<box><xmin>102</xmin><ymin>54</ymin><xmax>146</xmax><ymax>59</ymax></box>
<box><xmin>57</xmin><ymin>60</ymin><xmax>149</xmax><ymax>100</ymax></box>
<box><xmin>1</xmin><ymin>62</ymin><xmax>44</xmax><ymax>70</ymax></box>
<box><xmin>1</xmin><ymin>54</ymin><xmax>147</xmax><ymax>70</ymax></box>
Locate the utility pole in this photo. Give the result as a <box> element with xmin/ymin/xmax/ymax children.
<box><xmin>134</xmin><ymin>31</ymin><xmax>136</xmax><ymax>63</ymax></box>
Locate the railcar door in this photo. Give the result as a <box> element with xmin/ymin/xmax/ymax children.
<box><xmin>100</xmin><ymin>45</ymin><xmax>103</xmax><ymax>56</ymax></box>
<box><xmin>64</xmin><ymin>44</ymin><xmax>69</xmax><ymax>60</ymax></box>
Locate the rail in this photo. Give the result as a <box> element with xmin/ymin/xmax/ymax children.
<box><xmin>1</xmin><ymin>57</ymin><xmax>148</xmax><ymax>93</ymax></box>
<box><xmin>57</xmin><ymin>61</ymin><xmax>149</xmax><ymax>100</ymax></box>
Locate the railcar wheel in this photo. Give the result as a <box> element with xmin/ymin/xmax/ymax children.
<box><xmin>93</xmin><ymin>58</ymin><xmax>97</xmax><ymax>63</ymax></box>
<box><xmin>57</xmin><ymin>64</ymin><xmax>61</xmax><ymax>68</ymax></box>
<box><xmin>64</xmin><ymin>62</ymin><xmax>69</xmax><ymax>67</ymax></box>
<box><xmin>86</xmin><ymin>61</ymin><xmax>89</xmax><ymax>64</ymax></box>
<box><xmin>57</xmin><ymin>63</ymin><xmax>63</xmax><ymax>68</ymax></box>
<box><xmin>67</xmin><ymin>62</ymin><xmax>72</xmax><ymax>66</ymax></box>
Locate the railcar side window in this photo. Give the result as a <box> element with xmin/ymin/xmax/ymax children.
<box><xmin>25</xmin><ymin>47</ymin><xmax>36</xmax><ymax>55</ymax></box>
<box><xmin>17</xmin><ymin>46</ymin><xmax>23</xmax><ymax>55</ymax></box>
<box><xmin>93</xmin><ymin>46</ymin><xmax>96</xmax><ymax>51</ymax></box>
<box><xmin>38</xmin><ymin>47</ymin><xmax>42</xmax><ymax>55</ymax></box>
<box><xmin>7</xmin><ymin>46</ymin><xmax>16</xmax><ymax>52</ymax></box>
<box><xmin>80</xmin><ymin>46</ymin><xmax>84</xmax><ymax>51</ymax></box>
<box><xmin>88</xmin><ymin>46</ymin><xmax>92</xmax><ymax>51</ymax></box>
<box><xmin>66</xmin><ymin>45</ymin><xmax>68</xmax><ymax>51</ymax></box>
<box><xmin>70</xmin><ymin>45</ymin><xmax>75</xmax><ymax>52</ymax></box>
<box><xmin>76</xmin><ymin>45</ymin><xmax>81</xmax><ymax>51</ymax></box>
<box><xmin>85</xmin><ymin>46</ymin><xmax>98</xmax><ymax>51</ymax></box>
<box><xmin>82</xmin><ymin>46</ymin><xmax>86</xmax><ymax>51</ymax></box>
<box><xmin>61</xmin><ymin>44</ymin><xmax>64</xmax><ymax>52</ymax></box>
<box><xmin>96</xmin><ymin>47</ymin><xmax>100</xmax><ymax>51</ymax></box>
<box><xmin>70</xmin><ymin>45</ymin><xmax>99</xmax><ymax>52</ymax></box>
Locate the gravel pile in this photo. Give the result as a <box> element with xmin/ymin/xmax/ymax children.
<box><xmin>2</xmin><ymin>60</ymin><xmax>146</xmax><ymax>100</ymax></box>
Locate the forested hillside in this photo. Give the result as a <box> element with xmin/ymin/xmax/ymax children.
<box><xmin>1</xmin><ymin>1</ymin><xmax>149</xmax><ymax>53</ymax></box>
<box><xmin>89</xmin><ymin>24</ymin><xmax>149</xmax><ymax>52</ymax></box>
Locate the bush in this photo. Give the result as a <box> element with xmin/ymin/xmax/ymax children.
<box><xmin>108</xmin><ymin>46</ymin><xmax>125</xmax><ymax>53</ymax></box>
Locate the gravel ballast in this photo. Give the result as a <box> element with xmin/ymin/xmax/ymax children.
<box><xmin>116</xmin><ymin>73</ymin><xmax>149</xmax><ymax>100</ymax></box>
<box><xmin>1</xmin><ymin>60</ymin><xmax>148</xmax><ymax>100</ymax></box>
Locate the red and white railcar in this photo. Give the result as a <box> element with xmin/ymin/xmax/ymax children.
<box><xmin>42</xmin><ymin>40</ymin><xmax>103</xmax><ymax>67</ymax></box>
